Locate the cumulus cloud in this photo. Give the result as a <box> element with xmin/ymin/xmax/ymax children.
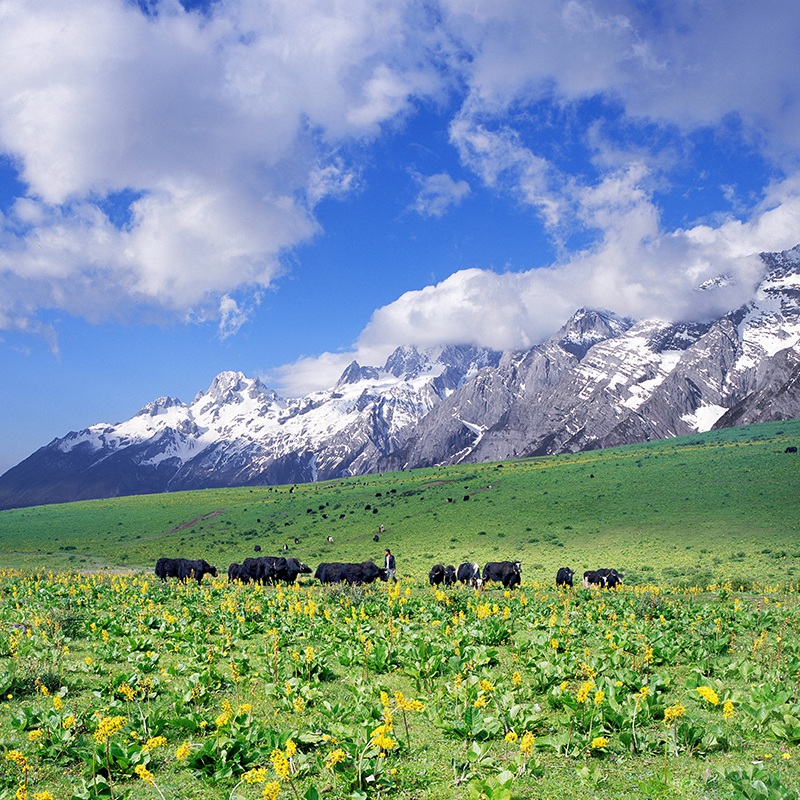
<box><xmin>274</xmin><ymin>167</ymin><xmax>800</xmax><ymax>396</ymax></box>
<box><xmin>4</xmin><ymin>0</ymin><xmax>800</xmax><ymax>380</ymax></box>
<box><xmin>0</xmin><ymin>0</ymin><xmax>445</xmax><ymax>330</ymax></box>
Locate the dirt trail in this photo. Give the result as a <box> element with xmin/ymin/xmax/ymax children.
<box><xmin>164</xmin><ymin>510</ymin><xmax>225</xmax><ymax>534</ymax></box>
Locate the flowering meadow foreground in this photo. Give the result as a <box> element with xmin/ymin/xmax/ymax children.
<box><xmin>0</xmin><ymin>571</ymin><xmax>798</xmax><ymax>800</ymax></box>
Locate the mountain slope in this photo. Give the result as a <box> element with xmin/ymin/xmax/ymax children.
<box><xmin>2</xmin><ymin>246</ymin><xmax>800</xmax><ymax>510</ymax></box>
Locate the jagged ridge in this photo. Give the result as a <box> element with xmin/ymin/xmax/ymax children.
<box><xmin>2</xmin><ymin>246</ymin><xmax>800</xmax><ymax>509</ymax></box>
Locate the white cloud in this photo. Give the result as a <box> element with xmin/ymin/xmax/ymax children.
<box><xmin>410</xmin><ymin>171</ymin><xmax>470</xmax><ymax>218</ymax></box>
<box><xmin>273</xmin><ymin>168</ymin><xmax>800</xmax><ymax>396</ymax></box>
<box><xmin>0</xmin><ymin>0</ymin><xmax>445</xmax><ymax>330</ymax></box>
<box><xmin>4</xmin><ymin>0</ymin><xmax>800</xmax><ymax>367</ymax></box>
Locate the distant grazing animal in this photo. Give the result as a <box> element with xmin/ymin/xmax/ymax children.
<box><xmin>314</xmin><ymin>561</ymin><xmax>388</xmax><ymax>585</ymax></box>
<box><xmin>583</xmin><ymin>569</ymin><xmax>623</xmax><ymax>589</ymax></box>
<box><xmin>227</xmin><ymin>563</ymin><xmax>250</xmax><ymax>583</ymax></box>
<box><xmin>379</xmin><ymin>524</ymin><xmax>385</xmax><ymax>533</ymax></box>
<box><xmin>596</xmin><ymin>568</ymin><xmax>623</xmax><ymax>588</ymax></box>
<box><xmin>155</xmin><ymin>557</ymin><xmax>217</xmax><ymax>584</ymax></box>
<box><xmin>444</xmin><ymin>565</ymin><xmax>457</xmax><ymax>586</ymax></box>
<box><xmin>457</xmin><ymin>561</ymin><xmax>482</xmax><ymax>588</ymax></box>
<box><xmin>327</xmin><ymin>536</ymin><xmax>334</xmax><ymax>543</ymax></box>
<box><xmin>583</xmin><ymin>570</ymin><xmax>604</xmax><ymax>589</ymax></box>
<box><xmin>556</xmin><ymin>567</ymin><xmax>574</xmax><ymax>587</ymax></box>
<box><xmin>373</xmin><ymin>535</ymin><xmax>380</xmax><ymax>542</ymax></box>
<box><xmin>786</xmin><ymin>446</ymin><xmax>798</xmax><ymax>453</ymax></box>
<box><xmin>429</xmin><ymin>564</ymin><xmax>446</xmax><ymax>586</ymax></box>
<box><xmin>243</xmin><ymin>556</ymin><xmax>283</xmax><ymax>584</ymax></box>
<box><xmin>482</xmin><ymin>561</ymin><xmax>522</xmax><ymax>588</ymax></box>
<box><xmin>253</xmin><ymin>545</ymin><xmax>262</xmax><ymax>552</ymax></box>
<box><xmin>272</xmin><ymin>557</ymin><xmax>312</xmax><ymax>584</ymax></box>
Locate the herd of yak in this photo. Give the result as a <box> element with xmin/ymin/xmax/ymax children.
<box><xmin>154</xmin><ymin>556</ymin><xmax>623</xmax><ymax>589</ymax></box>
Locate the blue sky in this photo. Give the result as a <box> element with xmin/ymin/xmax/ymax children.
<box><xmin>2</xmin><ymin>0</ymin><xmax>800</xmax><ymax>476</ymax></box>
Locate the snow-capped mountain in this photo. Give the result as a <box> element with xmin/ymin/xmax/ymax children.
<box><xmin>0</xmin><ymin>345</ymin><xmax>501</xmax><ymax>508</ymax></box>
<box><xmin>2</xmin><ymin>246</ymin><xmax>800</xmax><ymax>510</ymax></box>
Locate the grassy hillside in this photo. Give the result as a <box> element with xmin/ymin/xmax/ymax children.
<box><xmin>1</xmin><ymin>419</ymin><xmax>800</xmax><ymax>585</ymax></box>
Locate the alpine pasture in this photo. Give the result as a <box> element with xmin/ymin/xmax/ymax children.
<box><xmin>0</xmin><ymin>420</ymin><xmax>799</xmax><ymax>799</ymax></box>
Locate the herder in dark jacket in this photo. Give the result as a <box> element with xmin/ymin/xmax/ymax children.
<box><xmin>384</xmin><ymin>549</ymin><xmax>396</xmax><ymax>582</ymax></box>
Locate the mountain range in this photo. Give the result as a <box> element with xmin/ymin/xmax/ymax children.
<box><xmin>2</xmin><ymin>245</ymin><xmax>800</xmax><ymax>510</ymax></box>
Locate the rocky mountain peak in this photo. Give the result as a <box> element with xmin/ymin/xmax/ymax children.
<box><xmin>335</xmin><ymin>361</ymin><xmax>381</xmax><ymax>387</ymax></box>
<box><xmin>383</xmin><ymin>346</ymin><xmax>429</xmax><ymax>377</ymax></box>
<box><xmin>136</xmin><ymin>396</ymin><xmax>185</xmax><ymax>417</ymax></box>
<box><xmin>554</xmin><ymin>308</ymin><xmax>633</xmax><ymax>360</ymax></box>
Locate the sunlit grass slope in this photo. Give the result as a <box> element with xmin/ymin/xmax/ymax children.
<box><xmin>1</xmin><ymin>419</ymin><xmax>799</xmax><ymax>585</ymax></box>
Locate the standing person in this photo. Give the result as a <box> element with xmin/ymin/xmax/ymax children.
<box><xmin>384</xmin><ymin>548</ymin><xmax>396</xmax><ymax>582</ymax></box>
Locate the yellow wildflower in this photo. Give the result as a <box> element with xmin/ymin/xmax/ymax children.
<box><xmin>594</xmin><ymin>690</ymin><xmax>605</xmax><ymax>706</ymax></box>
<box><xmin>591</xmin><ymin>736</ymin><xmax>609</xmax><ymax>749</ymax></box>
<box><xmin>325</xmin><ymin>748</ymin><xmax>346</xmax><ymax>770</ymax></box>
<box><xmin>134</xmin><ymin>764</ymin><xmax>155</xmax><ymax>784</ymax></box>
<box><xmin>262</xmin><ymin>780</ymin><xmax>281</xmax><ymax>800</ymax></box>
<box><xmin>479</xmin><ymin>679</ymin><xmax>494</xmax><ymax>693</ymax></box>
<box><xmin>505</xmin><ymin>731</ymin><xmax>518</xmax><ymax>744</ymax></box>
<box><xmin>27</xmin><ymin>730</ymin><xmax>43</xmax><ymax>742</ymax></box>
<box><xmin>33</xmin><ymin>793</ymin><xmax>55</xmax><ymax>800</ymax></box>
<box><xmin>723</xmin><ymin>700</ymin><xmax>735</xmax><ymax>720</ymax></box>
<box><xmin>144</xmin><ymin>735</ymin><xmax>167</xmax><ymax>751</ymax></box>
<box><xmin>520</xmin><ymin>731</ymin><xmax>535</xmax><ymax>756</ymax></box>
<box><xmin>512</xmin><ymin>671</ymin><xmax>522</xmax><ymax>686</ymax></box>
<box><xmin>284</xmin><ymin>740</ymin><xmax>297</xmax><ymax>758</ymax></box>
<box><xmin>697</xmin><ymin>686</ymin><xmax>719</xmax><ymax>706</ymax></box>
<box><xmin>244</xmin><ymin>766</ymin><xmax>268</xmax><ymax>784</ymax></box>
<box><xmin>370</xmin><ymin>724</ymin><xmax>396</xmax><ymax>751</ymax></box>
<box><xmin>175</xmin><ymin>742</ymin><xmax>192</xmax><ymax>760</ymax></box>
<box><xmin>52</xmin><ymin>696</ymin><xmax>62</xmax><ymax>712</ymax></box>
<box><xmin>63</xmin><ymin>715</ymin><xmax>75</xmax><ymax>729</ymax></box>
<box><xmin>6</xmin><ymin>750</ymin><xmax>28</xmax><ymax>769</ymax></box>
<box><xmin>664</xmin><ymin>703</ymin><xmax>685</xmax><ymax>726</ymax></box>
<box><xmin>93</xmin><ymin>715</ymin><xmax>127</xmax><ymax>744</ymax></box>
<box><xmin>119</xmin><ymin>683</ymin><xmax>136</xmax><ymax>702</ymax></box>
<box><xmin>271</xmin><ymin>748</ymin><xmax>291</xmax><ymax>780</ymax></box>
<box><xmin>576</xmin><ymin>679</ymin><xmax>595</xmax><ymax>704</ymax></box>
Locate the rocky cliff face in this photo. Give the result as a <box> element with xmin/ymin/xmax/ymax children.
<box><xmin>2</xmin><ymin>247</ymin><xmax>800</xmax><ymax>509</ymax></box>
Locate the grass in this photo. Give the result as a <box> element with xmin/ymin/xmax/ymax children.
<box><xmin>0</xmin><ymin>418</ymin><xmax>799</xmax><ymax>585</ymax></box>
<box><xmin>0</xmin><ymin>421</ymin><xmax>799</xmax><ymax>799</ymax></box>
<box><xmin>0</xmin><ymin>571</ymin><xmax>798</xmax><ymax>800</ymax></box>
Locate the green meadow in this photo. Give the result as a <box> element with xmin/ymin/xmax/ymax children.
<box><xmin>1</xmin><ymin>420</ymin><xmax>800</xmax><ymax>800</ymax></box>
<box><xmin>1</xmin><ymin>418</ymin><xmax>799</xmax><ymax>585</ymax></box>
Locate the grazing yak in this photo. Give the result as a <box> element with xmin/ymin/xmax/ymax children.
<box><xmin>429</xmin><ymin>564</ymin><xmax>446</xmax><ymax>586</ymax></box>
<box><xmin>227</xmin><ymin>563</ymin><xmax>251</xmax><ymax>583</ymax></box>
<box><xmin>314</xmin><ymin>561</ymin><xmax>388</xmax><ymax>585</ymax></box>
<box><xmin>457</xmin><ymin>561</ymin><xmax>482</xmax><ymax>588</ymax></box>
<box><xmin>583</xmin><ymin>568</ymin><xmax>623</xmax><ymax>589</ymax></box>
<box><xmin>556</xmin><ymin>567</ymin><xmax>574</xmax><ymax>587</ymax></box>
<box><xmin>482</xmin><ymin>561</ymin><xmax>522</xmax><ymax>588</ymax></box>
<box><xmin>430</xmin><ymin>564</ymin><xmax>457</xmax><ymax>586</ymax></box>
<box><xmin>242</xmin><ymin>556</ymin><xmax>311</xmax><ymax>584</ymax></box>
<box><xmin>155</xmin><ymin>557</ymin><xmax>217</xmax><ymax>584</ymax></box>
